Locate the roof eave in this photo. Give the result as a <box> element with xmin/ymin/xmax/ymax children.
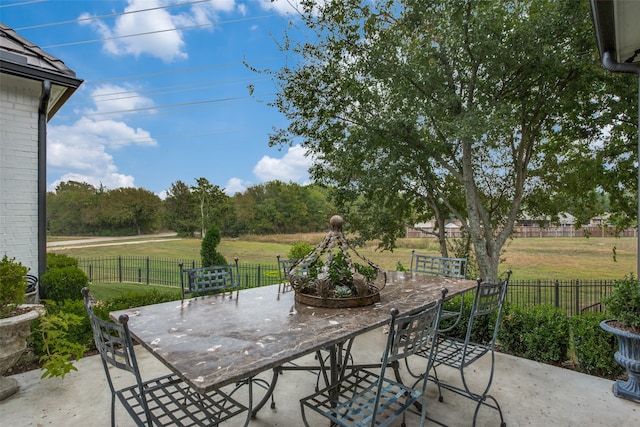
<box><xmin>0</xmin><ymin>51</ymin><xmax>83</xmax><ymax>118</ymax></box>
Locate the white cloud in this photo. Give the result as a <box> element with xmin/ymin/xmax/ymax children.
<box><xmin>48</xmin><ymin>117</ymin><xmax>157</xmax><ymax>191</ymax></box>
<box><xmin>224</xmin><ymin>177</ymin><xmax>251</xmax><ymax>195</ymax></box>
<box><xmin>253</xmin><ymin>144</ymin><xmax>311</xmax><ymax>182</ymax></box>
<box><xmin>79</xmin><ymin>0</ymin><xmax>187</xmax><ymax>62</ymax></box>
<box><xmin>86</xmin><ymin>83</ymin><xmax>155</xmax><ymax>119</ymax></box>
<box><xmin>79</xmin><ymin>0</ymin><xmax>245</xmax><ymax>63</ymax></box>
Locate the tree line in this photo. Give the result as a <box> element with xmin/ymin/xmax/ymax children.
<box><xmin>46</xmin><ymin>179</ymin><xmax>335</xmax><ymax>237</ymax></box>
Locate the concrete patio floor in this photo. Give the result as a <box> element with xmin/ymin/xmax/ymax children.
<box><xmin>1</xmin><ymin>328</ymin><xmax>638</xmax><ymax>426</ymax></box>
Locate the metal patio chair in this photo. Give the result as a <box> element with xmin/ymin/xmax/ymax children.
<box><xmin>81</xmin><ymin>287</ymin><xmax>252</xmax><ymax>427</ymax></box>
<box><xmin>276</xmin><ymin>255</ymin><xmax>299</xmax><ymax>294</ymax></box>
<box><xmin>300</xmin><ymin>293</ymin><xmax>445</xmax><ymax>427</ymax></box>
<box><xmin>408</xmin><ymin>271</ymin><xmax>512</xmax><ymax>427</ymax></box>
<box><xmin>410</xmin><ymin>250</ymin><xmax>469</xmax><ymax>332</ymax></box>
<box><xmin>179</xmin><ymin>259</ymin><xmax>240</xmax><ymax>301</ymax></box>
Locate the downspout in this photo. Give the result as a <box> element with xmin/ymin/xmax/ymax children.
<box><xmin>38</xmin><ymin>80</ymin><xmax>51</xmax><ymax>282</ymax></box>
<box><xmin>601</xmin><ymin>51</ymin><xmax>640</xmax><ymax>276</ymax></box>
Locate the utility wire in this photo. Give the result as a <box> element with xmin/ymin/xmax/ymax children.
<box><xmin>14</xmin><ymin>0</ymin><xmax>214</xmax><ymax>30</ymax></box>
<box><xmin>41</xmin><ymin>14</ymin><xmax>274</xmax><ymax>49</ymax></box>
<box><xmin>0</xmin><ymin>0</ymin><xmax>45</xmax><ymax>8</ymax></box>
<box><xmin>83</xmin><ymin>95</ymin><xmax>248</xmax><ymax>116</ymax></box>
<box><xmin>83</xmin><ymin>57</ymin><xmax>278</xmax><ymax>84</ymax></box>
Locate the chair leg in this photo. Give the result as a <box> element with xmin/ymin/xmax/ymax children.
<box><xmin>110</xmin><ymin>395</ymin><xmax>116</xmax><ymax>427</ymax></box>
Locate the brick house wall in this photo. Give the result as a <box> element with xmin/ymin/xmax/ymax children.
<box><xmin>0</xmin><ymin>74</ymin><xmax>40</xmax><ymax>273</ymax></box>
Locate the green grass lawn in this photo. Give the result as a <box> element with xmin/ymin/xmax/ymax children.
<box><xmin>49</xmin><ymin>233</ymin><xmax>637</xmax><ymax>281</ymax></box>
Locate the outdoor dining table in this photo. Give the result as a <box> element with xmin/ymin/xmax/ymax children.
<box><xmin>110</xmin><ymin>271</ymin><xmax>475</xmax><ymax>415</ymax></box>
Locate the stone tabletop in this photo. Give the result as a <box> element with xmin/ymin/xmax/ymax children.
<box><xmin>111</xmin><ymin>271</ymin><xmax>475</xmax><ymax>394</ymax></box>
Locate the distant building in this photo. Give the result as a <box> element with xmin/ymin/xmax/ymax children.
<box><xmin>1</xmin><ymin>23</ymin><xmax>82</xmax><ymax>278</ymax></box>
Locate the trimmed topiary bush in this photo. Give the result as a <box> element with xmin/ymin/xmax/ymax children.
<box><xmin>39</xmin><ymin>267</ymin><xmax>89</xmax><ymax>302</ymax></box>
<box><xmin>201</xmin><ymin>225</ymin><xmax>227</xmax><ymax>267</ymax></box>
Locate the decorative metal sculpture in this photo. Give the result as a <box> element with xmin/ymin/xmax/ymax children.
<box><xmin>289</xmin><ymin>215</ymin><xmax>385</xmax><ymax>308</ymax></box>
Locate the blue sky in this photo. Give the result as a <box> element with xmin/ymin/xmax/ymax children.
<box><xmin>1</xmin><ymin>0</ymin><xmax>313</xmax><ymax>197</ymax></box>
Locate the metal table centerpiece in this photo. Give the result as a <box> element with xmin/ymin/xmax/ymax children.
<box><xmin>289</xmin><ymin>215</ymin><xmax>385</xmax><ymax>308</ymax></box>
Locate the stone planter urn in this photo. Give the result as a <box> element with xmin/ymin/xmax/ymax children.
<box><xmin>600</xmin><ymin>320</ymin><xmax>640</xmax><ymax>403</ymax></box>
<box><xmin>0</xmin><ymin>305</ymin><xmax>44</xmax><ymax>400</ymax></box>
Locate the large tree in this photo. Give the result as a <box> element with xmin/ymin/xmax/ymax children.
<box><xmin>191</xmin><ymin>178</ymin><xmax>231</xmax><ymax>238</ymax></box>
<box><xmin>261</xmin><ymin>0</ymin><xmax>627</xmax><ymax>282</ymax></box>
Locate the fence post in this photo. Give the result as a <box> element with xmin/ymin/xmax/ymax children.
<box><xmin>575</xmin><ymin>279</ymin><xmax>580</xmax><ymax>317</ymax></box>
<box><xmin>257</xmin><ymin>264</ymin><xmax>261</xmax><ymax>288</ymax></box>
<box><xmin>146</xmin><ymin>257</ymin><xmax>150</xmax><ymax>284</ymax></box>
<box><xmin>138</xmin><ymin>268</ymin><xmax>142</xmax><ymax>283</ymax></box>
<box><xmin>89</xmin><ymin>264</ymin><xmax>93</xmax><ymax>282</ymax></box>
<box><xmin>118</xmin><ymin>256</ymin><xmax>122</xmax><ymax>283</ymax></box>
<box><xmin>554</xmin><ymin>279</ymin><xmax>560</xmax><ymax>309</ymax></box>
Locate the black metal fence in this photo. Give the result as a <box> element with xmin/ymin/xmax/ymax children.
<box><xmin>75</xmin><ymin>256</ymin><xmax>614</xmax><ymax>316</ymax></box>
<box><xmin>505</xmin><ymin>279</ymin><xmax>612</xmax><ymax>316</ymax></box>
<box><xmin>76</xmin><ymin>256</ymin><xmax>282</xmax><ymax>290</ymax></box>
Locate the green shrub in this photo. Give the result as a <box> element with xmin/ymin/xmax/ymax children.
<box><xmin>30</xmin><ymin>299</ymin><xmax>93</xmax><ymax>356</ymax></box>
<box><xmin>0</xmin><ymin>255</ymin><xmax>28</xmax><ymax>318</ymax></box>
<box><xmin>570</xmin><ymin>312</ymin><xmax>624</xmax><ymax>379</ymax></box>
<box><xmin>602</xmin><ymin>274</ymin><xmax>640</xmax><ymax>331</ymax></box>
<box><xmin>288</xmin><ymin>242</ymin><xmax>314</xmax><ymax>260</ymax></box>
<box><xmin>93</xmin><ymin>288</ymin><xmax>180</xmax><ymax>320</ymax></box>
<box><xmin>201</xmin><ymin>225</ymin><xmax>227</xmax><ymax>267</ymax></box>
<box><xmin>499</xmin><ymin>304</ymin><xmax>570</xmax><ymax>364</ymax></box>
<box><xmin>46</xmin><ymin>253</ymin><xmax>78</xmax><ymax>269</ymax></box>
<box><xmin>39</xmin><ymin>267</ymin><xmax>89</xmax><ymax>302</ymax></box>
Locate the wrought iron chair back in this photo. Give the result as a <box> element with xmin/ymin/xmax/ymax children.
<box><xmin>276</xmin><ymin>255</ymin><xmax>299</xmax><ymax>293</ymax></box>
<box><xmin>300</xmin><ymin>291</ymin><xmax>446</xmax><ymax>427</ymax></box>
<box><xmin>179</xmin><ymin>259</ymin><xmax>240</xmax><ymax>301</ymax></box>
<box><xmin>81</xmin><ymin>287</ymin><xmax>251</xmax><ymax>427</ymax></box>
<box><xmin>410</xmin><ymin>251</ymin><xmax>468</xmax><ymax>278</ymax></box>
<box><xmin>410</xmin><ymin>250</ymin><xmax>470</xmax><ymax>332</ymax></box>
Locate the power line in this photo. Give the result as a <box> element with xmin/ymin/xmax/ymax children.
<box><xmin>83</xmin><ymin>95</ymin><xmax>249</xmax><ymax>116</ymax></box>
<box><xmin>83</xmin><ymin>57</ymin><xmax>279</xmax><ymax>84</ymax></box>
<box><xmin>14</xmin><ymin>0</ymin><xmax>214</xmax><ymax>30</ymax></box>
<box><xmin>40</xmin><ymin>14</ymin><xmax>274</xmax><ymax>49</ymax></box>
<box><xmin>0</xmin><ymin>0</ymin><xmax>45</xmax><ymax>8</ymax></box>
<box><xmin>92</xmin><ymin>76</ymin><xmax>270</xmax><ymax>102</ymax></box>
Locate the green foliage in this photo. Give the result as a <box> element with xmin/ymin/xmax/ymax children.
<box><xmin>163</xmin><ymin>180</ymin><xmax>198</xmax><ymax>234</ymax></box>
<box><xmin>0</xmin><ymin>255</ymin><xmax>28</xmax><ymax>318</ymax></box>
<box><xmin>258</xmin><ymin>0</ymin><xmax>622</xmax><ymax>284</ymax></box>
<box><xmin>46</xmin><ymin>181</ymin><xmax>162</xmax><ymax>236</ymax></box>
<box><xmin>30</xmin><ymin>299</ymin><xmax>93</xmax><ymax>356</ymax></box>
<box><xmin>395</xmin><ymin>262</ymin><xmax>407</xmax><ymax>272</ymax></box>
<box><xmin>93</xmin><ymin>289</ymin><xmax>180</xmax><ymax>319</ymax></box>
<box><xmin>201</xmin><ymin>225</ymin><xmax>228</xmax><ymax>267</ymax></box>
<box><xmin>288</xmin><ymin>242</ymin><xmax>314</xmax><ymax>260</ymax></box>
<box><xmin>37</xmin><ymin>311</ymin><xmax>87</xmax><ymax>379</ymax></box>
<box><xmin>40</xmin><ymin>267</ymin><xmax>89</xmax><ymax>302</ymax></box>
<box><xmin>499</xmin><ymin>304</ymin><xmax>570</xmax><ymax>364</ymax></box>
<box><xmin>46</xmin><ymin>253</ymin><xmax>78</xmax><ymax>269</ymax></box>
<box><xmin>602</xmin><ymin>274</ymin><xmax>640</xmax><ymax>330</ymax></box>
<box><xmin>230</xmin><ymin>181</ymin><xmax>334</xmax><ymax>236</ymax></box>
<box><xmin>570</xmin><ymin>312</ymin><xmax>623</xmax><ymax>379</ymax></box>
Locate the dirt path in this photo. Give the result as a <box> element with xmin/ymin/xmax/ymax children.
<box><xmin>47</xmin><ymin>233</ymin><xmax>180</xmax><ymax>250</ymax></box>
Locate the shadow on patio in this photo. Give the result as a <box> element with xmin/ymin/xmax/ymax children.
<box><xmin>0</xmin><ymin>328</ymin><xmax>638</xmax><ymax>426</ymax></box>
